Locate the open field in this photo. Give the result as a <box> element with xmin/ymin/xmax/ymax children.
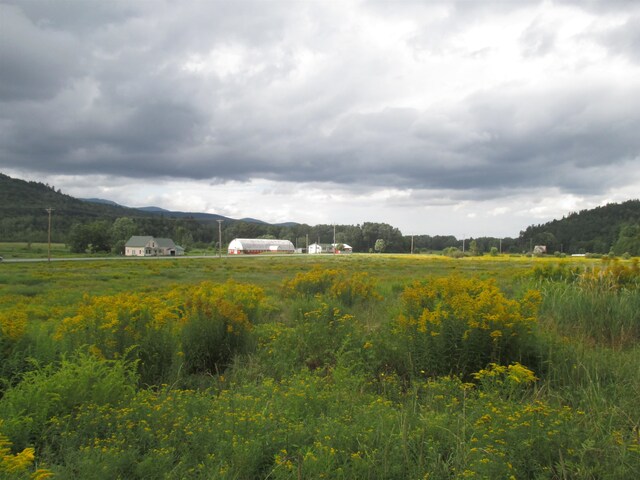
<box><xmin>1</xmin><ymin>254</ymin><xmax>639</xmax><ymax>478</ymax></box>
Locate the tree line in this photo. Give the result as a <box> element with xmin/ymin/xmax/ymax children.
<box><xmin>2</xmin><ymin>173</ymin><xmax>638</xmax><ymax>255</ymax></box>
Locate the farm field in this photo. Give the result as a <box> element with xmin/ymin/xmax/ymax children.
<box><xmin>1</xmin><ymin>254</ymin><xmax>639</xmax><ymax>479</ymax></box>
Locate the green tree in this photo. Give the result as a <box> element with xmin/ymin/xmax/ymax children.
<box><xmin>374</xmin><ymin>238</ymin><xmax>386</xmax><ymax>253</ymax></box>
<box><xmin>67</xmin><ymin>223</ymin><xmax>90</xmax><ymax>253</ymax></box>
<box><xmin>613</xmin><ymin>223</ymin><xmax>640</xmax><ymax>256</ymax></box>
<box><xmin>110</xmin><ymin>217</ymin><xmax>137</xmax><ymax>254</ymax></box>
<box><xmin>469</xmin><ymin>239</ymin><xmax>479</xmax><ymax>256</ymax></box>
<box><xmin>67</xmin><ymin>221</ymin><xmax>112</xmax><ymax>254</ymax></box>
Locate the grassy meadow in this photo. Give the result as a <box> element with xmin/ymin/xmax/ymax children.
<box><xmin>1</xmin><ymin>253</ymin><xmax>639</xmax><ymax>479</ymax></box>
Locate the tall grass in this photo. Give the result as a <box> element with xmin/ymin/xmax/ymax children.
<box><xmin>1</xmin><ymin>255</ymin><xmax>639</xmax><ymax>478</ymax></box>
<box><xmin>540</xmin><ymin>282</ymin><xmax>640</xmax><ymax>348</ymax></box>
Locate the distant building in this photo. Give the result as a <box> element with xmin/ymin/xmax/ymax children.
<box><xmin>227</xmin><ymin>238</ymin><xmax>295</xmax><ymax>254</ymax></box>
<box><xmin>533</xmin><ymin>245</ymin><xmax>547</xmax><ymax>255</ymax></box>
<box><xmin>336</xmin><ymin>243</ymin><xmax>353</xmax><ymax>254</ymax></box>
<box><xmin>125</xmin><ymin>236</ymin><xmax>184</xmax><ymax>256</ymax></box>
<box><xmin>308</xmin><ymin>243</ymin><xmax>332</xmax><ymax>254</ymax></box>
<box><xmin>308</xmin><ymin>243</ymin><xmax>353</xmax><ymax>254</ymax></box>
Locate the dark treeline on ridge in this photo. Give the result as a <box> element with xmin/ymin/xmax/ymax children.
<box><xmin>1</xmin><ymin>173</ymin><xmax>639</xmax><ymax>255</ymax></box>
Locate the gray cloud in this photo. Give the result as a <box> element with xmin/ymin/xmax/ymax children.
<box><xmin>598</xmin><ymin>15</ymin><xmax>640</xmax><ymax>63</ymax></box>
<box><xmin>1</xmin><ymin>0</ymin><xmax>639</xmax><ymax>206</ymax></box>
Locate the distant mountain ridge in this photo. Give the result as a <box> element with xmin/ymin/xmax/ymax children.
<box><xmin>83</xmin><ymin>198</ymin><xmax>282</xmax><ymax>225</ymax></box>
<box><xmin>0</xmin><ymin>173</ymin><xmax>299</xmax><ymax>243</ymax></box>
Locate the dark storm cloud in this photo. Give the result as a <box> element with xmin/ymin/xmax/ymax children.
<box><xmin>1</xmin><ymin>0</ymin><xmax>639</xmax><ymax>201</ymax></box>
<box><xmin>0</xmin><ymin>4</ymin><xmax>82</xmax><ymax>100</ymax></box>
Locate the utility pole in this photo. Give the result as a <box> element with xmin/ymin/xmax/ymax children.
<box><xmin>499</xmin><ymin>238</ymin><xmax>502</xmax><ymax>254</ymax></box>
<box><xmin>333</xmin><ymin>224</ymin><xmax>336</xmax><ymax>254</ymax></box>
<box><xmin>462</xmin><ymin>234</ymin><xmax>465</xmax><ymax>253</ymax></box>
<box><xmin>306</xmin><ymin>234</ymin><xmax>308</xmax><ymax>253</ymax></box>
<box><xmin>46</xmin><ymin>207</ymin><xmax>54</xmax><ymax>262</ymax></box>
<box><xmin>216</xmin><ymin>219</ymin><xmax>223</xmax><ymax>258</ymax></box>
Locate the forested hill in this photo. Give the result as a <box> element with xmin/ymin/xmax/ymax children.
<box><xmin>519</xmin><ymin>200</ymin><xmax>640</xmax><ymax>255</ymax></box>
<box><xmin>0</xmin><ymin>173</ymin><xmax>155</xmax><ymax>242</ymax></box>
<box><xmin>0</xmin><ymin>173</ymin><xmax>408</xmax><ymax>254</ymax></box>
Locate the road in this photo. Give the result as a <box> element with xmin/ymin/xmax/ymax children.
<box><xmin>0</xmin><ymin>255</ymin><xmax>228</xmax><ymax>263</ymax></box>
<box><xmin>0</xmin><ymin>253</ymin><xmax>318</xmax><ymax>263</ymax></box>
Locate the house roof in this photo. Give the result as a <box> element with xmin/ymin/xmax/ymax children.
<box><xmin>125</xmin><ymin>236</ymin><xmax>177</xmax><ymax>248</ymax></box>
<box><xmin>125</xmin><ymin>236</ymin><xmax>154</xmax><ymax>247</ymax></box>
<box><xmin>155</xmin><ymin>238</ymin><xmax>176</xmax><ymax>248</ymax></box>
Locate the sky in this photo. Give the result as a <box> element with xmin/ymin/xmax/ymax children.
<box><xmin>1</xmin><ymin>0</ymin><xmax>639</xmax><ymax>238</ymax></box>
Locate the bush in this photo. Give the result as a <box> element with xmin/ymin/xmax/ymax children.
<box><xmin>53</xmin><ymin>292</ymin><xmax>180</xmax><ymax>385</ymax></box>
<box><xmin>0</xmin><ymin>426</ymin><xmax>53</xmax><ymax>480</ymax></box>
<box><xmin>181</xmin><ymin>281</ymin><xmax>265</xmax><ymax>375</ymax></box>
<box><xmin>254</xmin><ymin>299</ymin><xmax>366</xmax><ymax>377</ymax></box>
<box><xmin>283</xmin><ymin>268</ymin><xmax>380</xmax><ymax>306</ymax></box>
<box><xmin>442</xmin><ymin>247</ymin><xmax>465</xmax><ymax>258</ymax></box>
<box><xmin>0</xmin><ymin>352</ymin><xmax>137</xmax><ymax>451</ymax></box>
<box><xmin>392</xmin><ymin>276</ymin><xmax>541</xmax><ymax>379</ymax></box>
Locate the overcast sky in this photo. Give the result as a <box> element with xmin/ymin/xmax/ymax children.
<box><xmin>1</xmin><ymin>0</ymin><xmax>639</xmax><ymax>237</ymax></box>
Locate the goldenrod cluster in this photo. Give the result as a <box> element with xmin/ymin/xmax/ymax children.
<box><xmin>283</xmin><ymin>267</ymin><xmax>380</xmax><ymax>305</ymax></box>
<box><xmin>395</xmin><ymin>276</ymin><xmax>541</xmax><ymax>376</ymax></box>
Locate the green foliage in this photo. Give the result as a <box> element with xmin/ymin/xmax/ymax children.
<box><xmin>1</xmin><ymin>255</ymin><xmax>639</xmax><ymax>478</ymax></box>
<box><xmin>392</xmin><ymin>276</ymin><xmax>542</xmax><ymax>378</ymax></box>
<box><xmin>520</xmin><ymin>199</ymin><xmax>640</xmax><ymax>254</ymax></box>
<box><xmin>443</xmin><ymin>246</ymin><xmax>465</xmax><ymax>258</ymax></box>
<box><xmin>181</xmin><ymin>281</ymin><xmax>265</xmax><ymax>375</ymax></box>
<box><xmin>539</xmin><ymin>281</ymin><xmax>640</xmax><ymax>348</ymax></box>
<box><xmin>0</xmin><ymin>352</ymin><xmax>137</xmax><ymax>451</ymax></box>
<box><xmin>283</xmin><ymin>267</ymin><xmax>380</xmax><ymax>306</ymax></box>
<box><xmin>613</xmin><ymin>223</ymin><xmax>640</xmax><ymax>256</ymax></box>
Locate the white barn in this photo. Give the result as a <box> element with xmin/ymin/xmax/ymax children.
<box><xmin>228</xmin><ymin>238</ymin><xmax>295</xmax><ymax>254</ymax></box>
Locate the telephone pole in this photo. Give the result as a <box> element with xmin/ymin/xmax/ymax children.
<box><xmin>333</xmin><ymin>224</ymin><xmax>336</xmax><ymax>254</ymax></box>
<box><xmin>216</xmin><ymin>219</ymin><xmax>223</xmax><ymax>258</ymax></box>
<box><xmin>46</xmin><ymin>207</ymin><xmax>54</xmax><ymax>262</ymax></box>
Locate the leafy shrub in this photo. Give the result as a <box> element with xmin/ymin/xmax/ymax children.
<box><xmin>393</xmin><ymin>276</ymin><xmax>541</xmax><ymax>378</ymax></box>
<box><xmin>0</xmin><ymin>352</ymin><xmax>137</xmax><ymax>451</ymax></box>
<box><xmin>53</xmin><ymin>291</ymin><xmax>180</xmax><ymax>385</ymax></box>
<box><xmin>472</xmin><ymin>362</ymin><xmax>537</xmax><ymax>400</ymax></box>
<box><xmin>181</xmin><ymin>281</ymin><xmax>265</xmax><ymax>375</ymax></box>
<box><xmin>255</xmin><ymin>300</ymin><xmax>365</xmax><ymax>377</ymax></box>
<box><xmin>0</xmin><ymin>426</ymin><xmax>53</xmax><ymax>480</ymax></box>
<box><xmin>283</xmin><ymin>267</ymin><xmax>380</xmax><ymax>306</ymax></box>
<box><xmin>443</xmin><ymin>246</ymin><xmax>465</xmax><ymax>258</ymax></box>
<box><xmin>531</xmin><ymin>262</ymin><xmax>582</xmax><ymax>283</ymax></box>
